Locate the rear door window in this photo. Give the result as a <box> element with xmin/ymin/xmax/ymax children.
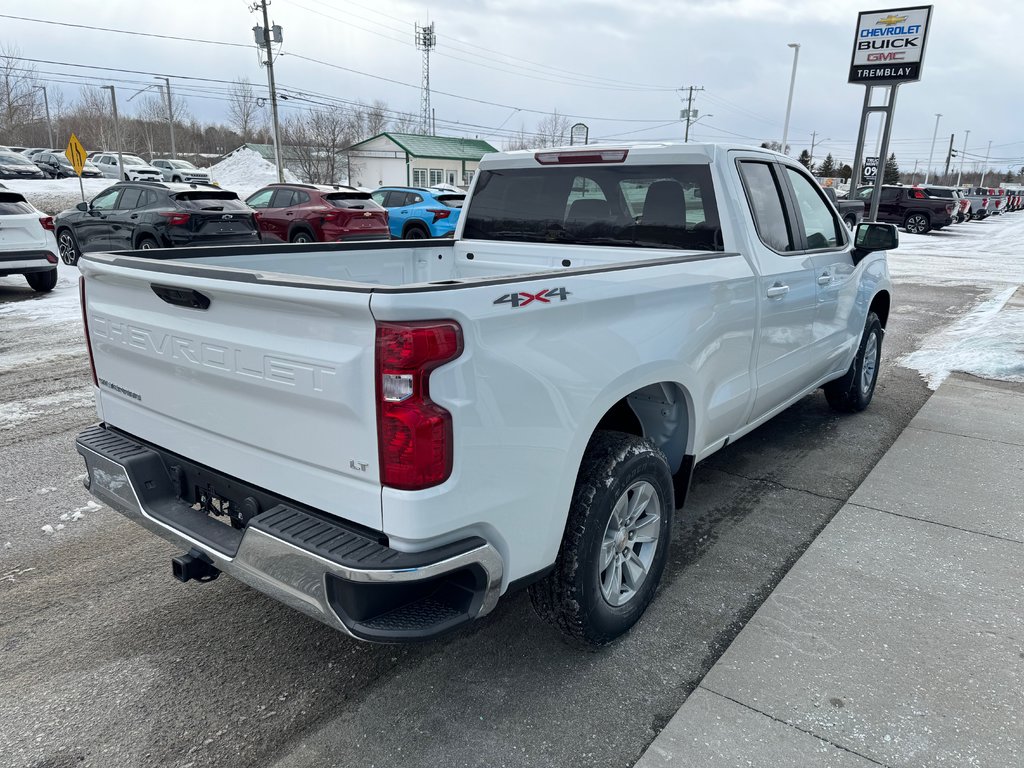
<box><xmin>271</xmin><ymin>189</ymin><xmax>295</xmax><ymax>208</ymax></box>
<box><xmin>116</xmin><ymin>188</ymin><xmax>143</xmax><ymax>210</ymax></box>
<box><xmin>291</xmin><ymin>191</ymin><xmax>310</xmax><ymax>206</ymax></box>
<box><xmin>737</xmin><ymin>161</ymin><xmax>794</xmax><ymax>252</ymax></box>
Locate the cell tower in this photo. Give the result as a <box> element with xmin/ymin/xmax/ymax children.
<box><xmin>415</xmin><ymin>22</ymin><xmax>436</xmax><ymax>135</ymax></box>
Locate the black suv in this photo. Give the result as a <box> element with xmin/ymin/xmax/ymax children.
<box><xmin>855</xmin><ymin>184</ymin><xmax>957</xmax><ymax>235</ymax></box>
<box><xmin>54</xmin><ymin>181</ymin><xmax>260</xmax><ymax>265</ymax></box>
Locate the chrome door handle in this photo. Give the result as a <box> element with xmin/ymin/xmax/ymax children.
<box><xmin>766</xmin><ymin>284</ymin><xmax>790</xmax><ymax>299</ymax></box>
<box><xmin>817</xmin><ymin>274</ymin><xmax>831</xmax><ymax>285</ymax></box>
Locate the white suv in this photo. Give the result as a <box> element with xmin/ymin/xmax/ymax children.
<box><xmin>152</xmin><ymin>158</ymin><xmax>213</xmax><ymax>184</ymax></box>
<box><xmin>92</xmin><ymin>153</ymin><xmax>163</xmax><ymax>182</ymax></box>
<box><xmin>0</xmin><ymin>184</ymin><xmax>60</xmax><ymax>292</ymax></box>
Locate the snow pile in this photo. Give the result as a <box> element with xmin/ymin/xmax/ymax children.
<box><xmin>207</xmin><ymin>148</ymin><xmax>299</xmax><ymax>199</ymax></box>
<box><xmin>0</xmin><ymin>177</ymin><xmax>113</xmax><ymax>215</ymax></box>
<box><xmin>902</xmin><ymin>285</ymin><xmax>1024</xmax><ymax>389</ymax></box>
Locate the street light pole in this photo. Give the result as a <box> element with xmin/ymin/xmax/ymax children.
<box><xmin>157</xmin><ymin>77</ymin><xmax>176</xmax><ymax>159</ymax></box>
<box><xmin>101</xmin><ymin>85</ymin><xmax>125</xmax><ymax>181</ymax></box>
<box><xmin>979</xmin><ymin>140</ymin><xmax>992</xmax><ymax>187</ymax></box>
<box><xmin>37</xmin><ymin>86</ymin><xmax>54</xmax><ymax>148</ymax></box>
<box><xmin>955</xmin><ymin>130</ymin><xmax>970</xmax><ymax>187</ymax></box>
<box><xmin>924</xmin><ymin>112</ymin><xmax>941</xmax><ymax>184</ymax></box>
<box><xmin>780</xmin><ymin>42</ymin><xmax>800</xmax><ymax>155</ymax></box>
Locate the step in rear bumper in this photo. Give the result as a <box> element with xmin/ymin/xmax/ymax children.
<box><xmin>75</xmin><ymin>424</ymin><xmax>503</xmax><ymax>642</ymax></box>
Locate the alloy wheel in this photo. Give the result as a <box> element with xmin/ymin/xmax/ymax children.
<box><xmin>599</xmin><ymin>480</ymin><xmax>662</xmax><ymax>607</ymax></box>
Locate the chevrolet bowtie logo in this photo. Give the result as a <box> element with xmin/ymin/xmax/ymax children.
<box><xmin>876</xmin><ymin>14</ymin><xmax>908</xmax><ymax>25</ymax></box>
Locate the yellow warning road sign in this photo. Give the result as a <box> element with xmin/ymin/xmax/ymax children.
<box><xmin>65</xmin><ymin>133</ymin><xmax>87</xmax><ymax>177</ymax></box>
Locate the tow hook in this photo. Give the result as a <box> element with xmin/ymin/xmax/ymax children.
<box><xmin>171</xmin><ymin>549</ymin><xmax>220</xmax><ymax>583</ymax></box>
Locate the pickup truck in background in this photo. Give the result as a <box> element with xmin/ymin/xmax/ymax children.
<box><xmin>966</xmin><ymin>187</ymin><xmax>1005</xmax><ymax>219</ymax></box>
<box><xmin>855</xmin><ymin>184</ymin><xmax>956</xmax><ymax>234</ymax></box>
<box><xmin>822</xmin><ymin>186</ymin><xmax>866</xmax><ymax>229</ymax></box>
<box><xmin>75</xmin><ymin>143</ymin><xmax>895</xmax><ymax>646</ymax></box>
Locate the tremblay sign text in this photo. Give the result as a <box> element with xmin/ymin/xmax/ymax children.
<box><xmin>848</xmin><ymin>5</ymin><xmax>932</xmax><ymax>84</ymax></box>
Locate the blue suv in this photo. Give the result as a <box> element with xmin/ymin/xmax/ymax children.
<box><xmin>371</xmin><ymin>186</ymin><xmax>465</xmax><ymax>239</ymax></box>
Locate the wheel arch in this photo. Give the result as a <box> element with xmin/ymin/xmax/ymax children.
<box><xmin>288</xmin><ymin>222</ymin><xmax>316</xmax><ymax>241</ymax></box>
<box><xmin>132</xmin><ymin>228</ymin><xmax>164</xmax><ymax>249</ymax></box>
<box><xmin>869</xmin><ymin>289</ymin><xmax>891</xmax><ymax>328</ymax></box>
<box><xmin>402</xmin><ymin>218</ymin><xmax>430</xmax><ymax>237</ymax></box>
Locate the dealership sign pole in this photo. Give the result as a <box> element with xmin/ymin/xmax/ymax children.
<box><xmin>847</xmin><ymin>6</ymin><xmax>932</xmax><ymax>221</ymax></box>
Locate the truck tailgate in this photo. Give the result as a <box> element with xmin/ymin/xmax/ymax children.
<box><xmin>79</xmin><ymin>257</ymin><xmax>383</xmax><ymax>530</ymax></box>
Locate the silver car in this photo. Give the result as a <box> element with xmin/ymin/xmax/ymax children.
<box><xmin>152</xmin><ymin>158</ymin><xmax>212</xmax><ymax>184</ymax></box>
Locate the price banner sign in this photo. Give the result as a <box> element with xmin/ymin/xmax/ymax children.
<box><xmin>861</xmin><ymin>156</ymin><xmax>879</xmax><ymax>183</ymax></box>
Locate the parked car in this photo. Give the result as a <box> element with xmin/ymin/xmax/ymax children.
<box><xmin>822</xmin><ymin>186</ymin><xmax>865</xmax><ymax>229</ymax></box>
<box><xmin>34</xmin><ymin>151</ymin><xmax>103</xmax><ymax>179</ymax></box>
<box><xmin>22</xmin><ymin>147</ymin><xmax>56</xmax><ymax>159</ymax></box>
<box><xmin>371</xmin><ymin>185</ymin><xmax>465</xmax><ymax>239</ymax></box>
<box><xmin>245</xmin><ymin>183</ymin><xmax>390</xmax><ymax>243</ymax></box>
<box><xmin>91</xmin><ymin>152</ymin><xmax>163</xmax><ymax>182</ymax></box>
<box><xmin>53</xmin><ymin>181</ymin><xmax>260</xmax><ymax>265</ymax></box>
<box><xmin>0</xmin><ymin>150</ymin><xmax>45</xmax><ymax>180</ymax></box>
<box><xmin>152</xmin><ymin>158</ymin><xmax>213</xmax><ymax>184</ymax></box>
<box><xmin>920</xmin><ymin>186</ymin><xmax>970</xmax><ymax>223</ymax></box>
<box><xmin>0</xmin><ymin>184</ymin><xmax>59</xmax><ymax>292</ymax></box>
<box><xmin>855</xmin><ymin>184</ymin><xmax>956</xmax><ymax>234</ymax></box>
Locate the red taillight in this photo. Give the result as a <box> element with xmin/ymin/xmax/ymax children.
<box><xmin>376</xmin><ymin>320</ymin><xmax>463</xmax><ymax>490</ymax></box>
<box><xmin>426</xmin><ymin>208</ymin><xmax>451</xmax><ymax>223</ymax></box>
<box><xmin>535</xmin><ymin>149</ymin><xmax>628</xmax><ymax>165</ymax></box>
<box><xmin>79</xmin><ymin>277</ymin><xmax>98</xmax><ymax>387</ymax></box>
<box><xmin>946</xmin><ymin>203</ymin><xmax>955</xmax><ymax>215</ymax></box>
<box><xmin>159</xmin><ymin>211</ymin><xmax>191</xmax><ymax>226</ymax></box>
<box><xmin>39</xmin><ymin>216</ymin><xmax>55</xmax><ymax>231</ymax></box>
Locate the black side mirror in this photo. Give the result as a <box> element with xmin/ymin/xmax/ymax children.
<box><xmin>852</xmin><ymin>222</ymin><xmax>898</xmax><ymax>264</ymax></box>
<box><xmin>75</xmin><ymin>201</ymin><xmax>89</xmax><ymax>212</ymax></box>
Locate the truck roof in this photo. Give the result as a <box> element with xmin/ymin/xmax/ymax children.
<box><xmin>480</xmin><ymin>142</ymin><xmax>778</xmax><ymax>168</ymax></box>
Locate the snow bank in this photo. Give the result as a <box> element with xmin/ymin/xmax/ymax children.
<box><xmin>902</xmin><ymin>285</ymin><xmax>1024</xmax><ymax>389</ymax></box>
<box><xmin>207</xmin><ymin>148</ymin><xmax>299</xmax><ymax>199</ymax></box>
<box><xmin>1</xmin><ymin>177</ymin><xmax>113</xmax><ymax>215</ymax></box>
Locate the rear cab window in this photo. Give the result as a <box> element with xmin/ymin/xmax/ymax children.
<box><xmin>463</xmin><ymin>163</ymin><xmax>722</xmax><ymax>251</ymax></box>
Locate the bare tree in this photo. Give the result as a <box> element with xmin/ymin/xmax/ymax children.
<box><xmin>0</xmin><ymin>44</ymin><xmax>42</xmax><ymax>142</ymax></box>
<box><xmin>283</xmin><ymin>105</ymin><xmax>355</xmax><ymax>183</ymax></box>
<box><xmin>533</xmin><ymin>109</ymin><xmax>570</xmax><ymax>148</ymax></box>
<box><xmin>389</xmin><ymin>110</ymin><xmax>419</xmax><ymax>134</ymax></box>
<box><xmin>503</xmin><ymin>124</ymin><xmax>533</xmax><ymax>151</ymax></box>
<box><xmin>227</xmin><ymin>77</ymin><xmax>261</xmax><ymax>142</ymax></box>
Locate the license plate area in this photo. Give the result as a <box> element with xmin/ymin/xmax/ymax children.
<box><xmin>168</xmin><ymin>461</ymin><xmax>262</xmax><ymax>530</ymax></box>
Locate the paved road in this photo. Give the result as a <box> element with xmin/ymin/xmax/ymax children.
<box><xmin>0</xmin><ymin>262</ymin><xmax>991</xmax><ymax>767</ymax></box>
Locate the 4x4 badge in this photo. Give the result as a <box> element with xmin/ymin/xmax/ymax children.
<box><xmin>494</xmin><ymin>287</ymin><xmax>571</xmax><ymax>309</ymax></box>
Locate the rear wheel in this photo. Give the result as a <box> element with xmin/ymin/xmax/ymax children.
<box><xmin>137</xmin><ymin>236</ymin><xmax>159</xmax><ymax>251</ymax></box>
<box><xmin>56</xmin><ymin>229</ymin><xmax>80</xmax><ymax>266</ymax></box>
<box><xmin>403</xmin><ymin>224</ymin><xmax>429</xmax><ymax>239</ymax></box>
<box><xmin>843</xmin><ymin>213</ymin><xmax>857</xmax><ymax>230</ymax></box>
<box><xmin>290</xmin><ymin>230</ymin><xmax>314</xmax><ymax>244</ymax></box>
<box><xmin>824</xmin><ymin>311</ymin><xmax>882</xmax><ymax>413</ymax></box>
<box><xmin>25</xmin><ymin>268</ymin><xmax>58</xmax><ymax>293</ymax></box>
<box><xmin>904</xmin><ymin>213</ymin><xmax>930</xmax><ymax>235</ymax></box>
<box><xmin>529</xmin><ymin>431</ymin><xmax>673</xmax><ymax>646</ymax></box>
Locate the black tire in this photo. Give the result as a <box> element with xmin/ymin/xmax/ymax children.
<box><xmin>25</xmin><ymin>268</ymin><xmax>58</xmax><ymax>293</ymax></box>
<box><xmin>904</xmin><ymin>213</ymin><xmax>930</xmax><ymax>235</ymax></box>
<box><xmin>529</xmin><ymin>431</ymin><xmax>674</xmax><ymax>646</ymax></box>
<box><xmin>290</xmin><ymin>230</ymin><xmax>314</xmax><ymax>244</ymax></box>
<box><xmin>56</xmin><ymin>229</ymin><xmax>80</xmax><ymax>266</ymax></box>
<box><xmin>843</xmin><ymin>214</ymin><xmax>857</xmax><ymax>230</ymax></box>
<box><xmin>136</xmin><ymin>236</ymin><xmax>159</xmax><ymax>251</ymax></box>
<box><xmin>824</xmin><ymin>311</ymin><xmax>883</xmax><ymax>413</ymax></box>
<box><xmin>965</xmin><ymin>211</ymin><xmax>973</xmax><ymax>222</ymax></box>
<box><xmin>403</xmin><ymin>224</ymin><xmax>429</xmax><ymax>240</ymax></box>
<box><xmin>171</xmin><ymin>175</ymin><xmax>182</xmax><ymax>183</ymax></box>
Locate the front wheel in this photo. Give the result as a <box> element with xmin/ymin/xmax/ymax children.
<box><xmin>25</xmin><ymin>268</ymin><xmax>58</xmax><ymax>293</ymax></box>
<box><xmin>529</xmin><ymin>431</ymin><xmax>674</xmax><ymax>646</ymax></box>
<box><xmin>824</xmin><ymin>311</ymin><xmax>883</xmax><ymax>413</ymax></box>
<box><xmin>56</xmin><ymin>229</ymin><xmax>80</xmax><ymax>266</ymax></box>
<box><xmin>904</xmin><ymin>213</ymin><xmax>930</xmax><ymax>235</ymax></box>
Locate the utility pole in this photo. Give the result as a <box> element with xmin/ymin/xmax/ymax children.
<box><xmin>979</xmin><ymin>139</ymin><xmax>992</xmax><ymax>187</ymax></box>
<box><xmin>157</xmin><ymin>77</ymin><xmax>176</xmax><ymax>159</ymax></box>
<box><xmin>955</xmin><ymin>129</ymin><xmax>970</xmax><ymax>187</ymax></box>
<box><xmin>809</xmin><ymin>131</ymin><xmax>829</xmax><ymax>167</ymax></box>
<box><xmin>101</xmin><ymin>86</ymin><xmax>124</xmax><ymax>180</ymax></box>
<box><xmin>415</xmin><ymin>22</ymin><xmax>436</xmax><ymax>135</ymax></box>
<box><xmin>682</xmin><ymin>85</ymin><xmax>704</xmax><ymax>143</ymax></box>
<box><xmin>943</xmin><ymin>133</ymin><xmax>955</xmax><ymax>182</ymax></box>
<box><xmin>924</xmin><ymin>112</ymin><xmax>941</xmax><ymax>183</ymax></box>
<box><xmin>37</xmin><ymin>86</ymin><xmax>54</xmax><ymax>148</ymax></box>
<box><xmin>252</xmin><ymin>1</ymin><xmax>284</xmax><ymax>182</ymax></box>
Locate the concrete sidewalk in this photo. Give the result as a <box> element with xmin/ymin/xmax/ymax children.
<box><xmin>637</xmin><ymin>372</ymin><xmax>1024</xmax><ymax>768</ymax></box>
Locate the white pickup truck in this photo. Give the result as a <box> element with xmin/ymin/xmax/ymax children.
<box><xmin>75</xmin><ymin>143</ymin><xmax>895</xmax><ymax>646</ymax></box>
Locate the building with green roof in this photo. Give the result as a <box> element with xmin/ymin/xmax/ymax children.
<box><xmin>344</xmin><ymin>132</ymin><xmax>498</xmax><ymax>189</ymax></box>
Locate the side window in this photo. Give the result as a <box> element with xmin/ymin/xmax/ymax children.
<box><xmin>140</xmin><ymin>190</ymin><xmax>161</xmax><ymax>208</ymax></box>
<box><xmin>384</xmin><ymin>191</ymin><xmax>407</xmax><ymax>207</ymax></box>
<box><xmin>407</xmin><ymin>193</ymin><xmax>423</xmax><ymax>205</ymax></box>
<box><xmin>412</xmin><ymin>169</ymin><xmax>427</xmax><ymax>186</ymax></box>
<box><xmin>370</xmin><ymin>191</ymin><xmax>387</xmax><ymax>206</ymax></box>
<box><xmin>291</xmin><ymin>191</ymin><xmax>310</xmax><ymax>206</ymax></box>
<box><xmin>116</xmin><ymin>188</ymin><xmax>143</xmax><ymax>210</ymax></box>
<box><xmin>881</xmin><ymin>188</ymin><xmax>900</xmax><ymax>202</ymax></box>
<box><xmin>738</xmin><ymin>161</ymin><xmax>794</xmax><ymax>252</ymax></box>
<box><xmin>246</xmin><ymin>189</ymin><xmax>274</xmax><ymax>209</ymax></box>
<box><xmin>271</xmin><ymin>189</ymin><xmax>295</xmax><ymax>208</ymax></box>
<box><xmin>91</xmin><ymin>189</ymin><xmax>120</xmax><ymax>210</ymax></box>
<box><xmin>784</xmin><ymin>167</ymin><xmax>844</xmax><ymax>249</ymax></box>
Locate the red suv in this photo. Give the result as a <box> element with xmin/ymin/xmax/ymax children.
<box><xmin>245</xmin><ymin>183</ymin><xmax>390</xmax><ymax>243</ymax></box>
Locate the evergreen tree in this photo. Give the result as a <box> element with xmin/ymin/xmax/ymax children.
<box><xmin>797</xmin><ymin>149</ymin><xmax>813</xmax><ymax>171</ymax></box>
<box><xmin>817</xmin><ymin>153</ymin><xmax>837</xmax><ymax>177</ymax></box>
<box><xmin>883</xmin><ymin>153</ymin><xmax>900</xmax><ymax>184</ymax></box>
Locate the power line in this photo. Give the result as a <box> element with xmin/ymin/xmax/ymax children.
<box><xmin>0</xmin><ymin>13</ymin><xmax>250</xmax><ymax>48</ymax></box>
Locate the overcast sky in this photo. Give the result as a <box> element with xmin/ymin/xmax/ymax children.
<box><xmin>4</xmin><ymin>0</ymin><xmax>1022</xmax><ymax>175</ymax></box>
